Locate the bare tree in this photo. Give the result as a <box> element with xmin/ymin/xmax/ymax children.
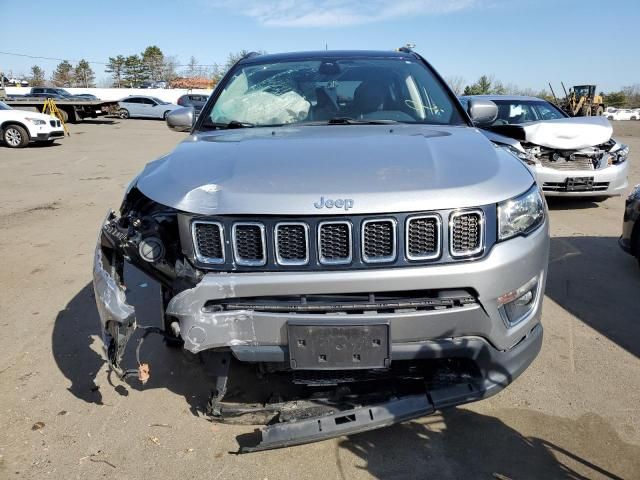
<box><xmin>445</xmin><ymin>76</ymin><xmax>466</xmax><ymax>96</ymax></box>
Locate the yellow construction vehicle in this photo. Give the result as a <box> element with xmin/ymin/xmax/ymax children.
<box><xmin>550</xmin><ymin>83</ymin><xmax>605</xmax><ymax>117</ymax></box>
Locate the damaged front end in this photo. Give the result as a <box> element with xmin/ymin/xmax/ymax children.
<box><xmin>486</xmin><ymin>118</ymin><xmax>629</xmax><ymax>196</ymax></box>
<box><xmin>93</xmin><ymin>187</ymin><xmax>200</xmax><ymax>379</ymax></box>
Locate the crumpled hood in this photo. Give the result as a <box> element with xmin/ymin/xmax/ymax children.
<box><xmin>136</xmin><ymin>124</ymin><xmax>534</xmax><ymax>216</ymax></box>
<box><xmin>487</xmin><ymin>116</ymin><xmax>612</xmax><ymax>150</ymax></box>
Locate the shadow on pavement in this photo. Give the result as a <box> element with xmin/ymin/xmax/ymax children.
<box><xmin>51</xmin><ymin>279</ymin><xmax>212</xmax><ymax>415</ymax></box>
<box><xmin>547</xmin><ymin>236</ymin><xmax>640</xmax><ymax>357</ymax></box>
<box><xmin>339</xmin><ymin>408</ymin><xmax>628</xmax><ymax>479</ymax></box>
<box><xmin>545</xmin><ymin>197</ymin><xmax>605</xmax><ymax>211</ymax></box>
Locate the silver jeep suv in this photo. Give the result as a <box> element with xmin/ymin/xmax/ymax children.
<box><xmin>93</xmin><ymin>49</ymin><xmax>549</xmax><ymax>451</ymax></box>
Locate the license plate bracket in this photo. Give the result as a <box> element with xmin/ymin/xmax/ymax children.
<box><xmin>566</xmin><ymin>176</ymin><xmax>594</xmax><ymax>191</ymax></box>
<box><xmin>288</xmin><ymin>323</ymin><xmax>390</xmax><ymax>370</ymax></box>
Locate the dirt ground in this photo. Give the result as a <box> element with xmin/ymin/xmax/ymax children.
<box><xmin>1</xmin><ymin>118</ymin><xmax>639</xmax><ymax>480</ymax></box>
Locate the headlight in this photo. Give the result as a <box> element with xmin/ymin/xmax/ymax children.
<box><xmin>499</xmin><ymin>144</ymin><xmax>535</xmax><ymax>165</ymax></box>
<box><xmin>25</xmin><ymin>117</ymin><xmax>46</xmax><ymax>125</ymax></box>
<box><xmin>498</xmin><ymin>184</ymin><xmax>545</xmax><ymax>241</ymax></box>
<box><xmin>609</xmin><ymin>144</ymin><xmax>629</xmax><ymax>165</ymax></box>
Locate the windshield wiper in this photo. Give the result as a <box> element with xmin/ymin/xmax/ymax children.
<box><xmin>202</xmin><ymin>120</ymin><xmax>256</xmax><ymax>130</ymax></box>
<box><xmin>326</xmin><ymin>117</ymin><xmax>398</xmax><ymax>125</ymax></box>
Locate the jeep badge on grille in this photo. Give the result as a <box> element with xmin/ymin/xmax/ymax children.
<box><xmin>314</xmin><ymin>196</ymin><xmax>354</xmax><ymax>211</ymax></box>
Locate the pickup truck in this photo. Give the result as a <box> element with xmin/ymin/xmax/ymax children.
<box><xmin>93</xmin><ymin>49</ymin><xmax>549</xmax><ymax>451</ymax></box>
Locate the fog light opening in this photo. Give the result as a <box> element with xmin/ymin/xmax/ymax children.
<box><xmin>498</xmin><ymin>276</ymin><xmax>539</xmax><ymax>327</ymax></box>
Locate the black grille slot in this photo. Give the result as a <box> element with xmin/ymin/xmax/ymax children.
<box><xmin>407</xmin><ymin>216</ymin><xmax>439</xmax><ymax>259</ymax></box>
<box><xmin>319</xmin><ymin>222</ymin><xmax>351</xmax><ymax>264</ymax></box>
<box><xmin>233</xmin><ymin>223</ymin><xmax>266</xmax><ymax>265</ymax></box>
<box><xmin>451</xmin><ymin>211</ymin><xmax>482</xmax><ymax>256</ymax></box>
<box><xmin>362</xmin><ymin>220</ymin><xmax>395</xmax><ymax>262</ymax></box>
<box><xmin>276</xmin><ymin>223</ymin><xmax>308</xmax><ymax>264</ymax></box>
<box><xmin>193</xmin><ymin>222</ymin><xmax>224</xmax><ymax>263</ymax></box>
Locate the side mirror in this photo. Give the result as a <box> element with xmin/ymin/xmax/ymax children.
<box><xmin>467</xmin><ymin>99</ymin><xmax>498</xmax><ymax>127</ymax></box>
<box><xmin>166</xmin><ymin>107</ymin><xmax>194</xmax><ymax>132</ymax></box>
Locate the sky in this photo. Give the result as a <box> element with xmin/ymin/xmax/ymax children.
<box><xmin>0</xmin><ymin>0</ymin><xmax>639</xmax><ymax>92</ymax></box>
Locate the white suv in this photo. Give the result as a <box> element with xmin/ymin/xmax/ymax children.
<box><xmin>0</xmin><ymin>101</ymin><xmax>64</xmax><ymax>148</ymax></box>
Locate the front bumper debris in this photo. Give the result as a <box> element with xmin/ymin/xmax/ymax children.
<box><xmin>92</xmin><ymin>208</ymin><xmax>546</xmax><ymax>451</ymax></box>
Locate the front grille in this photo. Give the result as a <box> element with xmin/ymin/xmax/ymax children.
<box><xmin>450</xmin><ymin>210</ymin><xmax>483</xmax><ymax>257</ymax></box>
<box><xmin>275</xmin><ymin>222</ymin><xmax>309</xmax><ymax>265</ymax></box>
<box><xmin>318</xmin><ymin>221</ymin><xmax>352</xmax><ymax>264</ymax></box>
<box><xmin>190</xmin><ymin>207</ymin><xmax>489</xmax><ymax>271</ymax></box>
<box><xmin>362</xmin><ymin>219</ymin><xmax>396</xmax><ymax>262</ymax></box>
<box><xmin>540</xmin><ymin>157</ymin><xmax>595</xmax><ymax>170</ymax></box>
<box><xmin>192</xmin><ymin>221</ymin><xmax>224</xmax><ymax>264</ymax></box>
<box><xmin>406</xmin><ymin>215</ymin><xmax>440</xmax><ymax>260</ymax></box>
<box><xmin>49</xmin><ymin>119</ymin><xmax>61</xmax><ymax>127</ymax></box>
<box><xmin>233</xmin><ymin>223</ymin><xmax>266</xmax><ymax>266</ymax></box>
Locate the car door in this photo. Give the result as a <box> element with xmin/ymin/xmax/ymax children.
<box><xmin>120</xmin><ymin>97</ymin><xmax>139</xmax><ymax>116</ymax></box>
<box><xmin>138</xmin><ymin>97</ymin><xmax>157</xmax><ymax>117</ymax></box>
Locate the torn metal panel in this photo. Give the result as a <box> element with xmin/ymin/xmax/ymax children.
<box><xmin>93</xmin><ymin>244</ymin><xmax>135</xmax><ymax>330</ymax></box>
<box><xmin>489</xmin><ymin>116</ymin><xmax>612</xmax><ymax>150</ymax></box>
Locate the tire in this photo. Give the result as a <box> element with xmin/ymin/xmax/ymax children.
<box><xmin>118</xmin><ymin>108</ymin><xmax>130</xmax><ymax>119</ymax></box>
<box><xmin>632</xmin><ymin>116</ymin><xmax>638</xmax><ymax>121</ymax></box>
<box><xmin>3</xmin><ymin>124</ymin><xmax>30</xmax><ymax>148</ymax></box>
<box><xmin>57</xmin><ymin>109</ymin><xmax>69</xmax><ymax>123</ymax></box>
<box><xmin>163</xmin><ymin>110</ymin><xmax>170</xmax><ymax>120</ymax></box>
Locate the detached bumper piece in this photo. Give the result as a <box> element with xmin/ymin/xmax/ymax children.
<box><xmin>241</xmin><ymin>394</ymin><xmax>434</xmax><ymax>453</ymax></box>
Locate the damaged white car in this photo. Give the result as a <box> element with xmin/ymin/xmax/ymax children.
<box><xmin>460</xmin><ymin>95</ymin><xmax>629</xmax><ymax>197</ymax></box>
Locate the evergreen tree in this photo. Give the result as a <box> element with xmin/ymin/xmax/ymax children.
<box><xmin>51</xmin><ymin>60</ymin><xmax>74</xmax><ymax>87</ymax></box>
<box><xmin>29</xmin><ymin>65</ymin><xmax>46</xmax><ymax>87</ymax></box>
<box><xmin>105</xmin><ymin>55</ymin><xmax>126</xmax><ymax>88</ymax></box>
<box><xmin>74</xmin><ymin>59</ymin><xmax>95</xmax><ymax>87</ymax></box>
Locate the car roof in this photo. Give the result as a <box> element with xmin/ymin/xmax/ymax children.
<box><xmin>460</xmin><ymin>94</ymin><xmax>548</xmax><ymax>102</ymax></box>
<box><xmin>239</xmin><ymin>50</ymin><xmax>415</xmax><ymax>65</ymax></box>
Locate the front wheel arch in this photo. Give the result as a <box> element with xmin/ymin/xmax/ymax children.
<box><xmin>1</xmin><ymin>122</ymin><xmax>31</xmax><ymax>148</ymax></box>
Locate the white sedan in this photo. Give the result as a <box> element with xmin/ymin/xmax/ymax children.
<box><xmin>606</xmin><ymin>109</ymin><xmax>639</xmax><ymax>121</ymax></box>
<box><xmin>0</xmin><ymin>101</ymin><xmax>65</xmax><ymax>148</ymax></box>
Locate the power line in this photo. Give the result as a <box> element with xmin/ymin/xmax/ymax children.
<box><xmin>0</xmin><ymin>50</ymin><xmax>222</xmax><ymax>68</ymax></box>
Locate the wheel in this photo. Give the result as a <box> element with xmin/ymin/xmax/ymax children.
<box><xmin>163</xmin><ymin>110</ymin><xmax>170</xmax><ymax>120</ymax></box>
<box><xmin>118</xmin><ymin>108</ymin><xmax>130</xmax><ymax>119</ymax></box>
<box><xmin>57</xmin><ymin>109</ymin><xmax>69</xmax><ymax>123</ymax></box>
<box><xmin>3</xmin><ymin>124</ymin><xmax>29</xmax><ymax>148</ymax></box>
<box><xmin>632</xmin><ymin>116</ymin><xmax>638</xmax><ymax>121</ymax></box>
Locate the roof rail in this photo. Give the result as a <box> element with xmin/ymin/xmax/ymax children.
<box><xmin>397</xmin><ymin>43</ymin><xmax>416</xmax><ymax>54</ymax></box>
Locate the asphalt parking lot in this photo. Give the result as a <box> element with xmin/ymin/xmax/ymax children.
<box><xmin>1</xmin><ymin>118</ymin><xmax>639</xmax><ymax>479</ymax></box>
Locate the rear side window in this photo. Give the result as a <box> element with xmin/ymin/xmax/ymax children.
<box><xmin>125</xmin><ymin>97</ymin><xmax>140</xmax><ymax>104</ymax></box>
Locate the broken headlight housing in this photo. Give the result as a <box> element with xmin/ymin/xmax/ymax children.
<box><xmin>499</xmin><ymin>144</ymin><xmax>535</xmax><ymax>166</ymax></box>
<box><xmin>609</xmin><ymin>143</ymin><xmax>629</xmax><ymax>165</ymax></box>
<box><xmin>498</xmin><ymin>184</ymin><xmax>545</xmax><ymax>241</ymax></box>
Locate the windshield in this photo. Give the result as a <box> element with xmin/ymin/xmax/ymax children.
<box><xmin>202</xmin><ymin>57</ymin><xmax>465</xmax><ymax>128</ymax></box>
<box><xmin>490</xmin><ymin>99</ymin><xmax>566</xmax><ymax>125</ymax></box>
<box><xmin>0</xmin><ymin>101</ymin><xmax>11</xmax><ymax>110</ymax></box>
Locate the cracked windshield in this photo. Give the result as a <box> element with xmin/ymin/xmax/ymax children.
<box><xmin>205</xmin><ymin>58</ymin><xmax>465</xmax><ymax>128</ymax></box>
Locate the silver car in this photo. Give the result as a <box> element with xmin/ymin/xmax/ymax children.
<box><xmin>94</xmin><ymin>50</ymin><xmax>549</xmax><ymax>451</ymax></box>
<box><xmin>117</xmin><ymin>95</ymin><xmax>181</xmax><ymax>119</ymax></box>
<box><xmin>461</xmin><ymin>95</ymin><xmax>629</xmax><ymax>197</ymax></box>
